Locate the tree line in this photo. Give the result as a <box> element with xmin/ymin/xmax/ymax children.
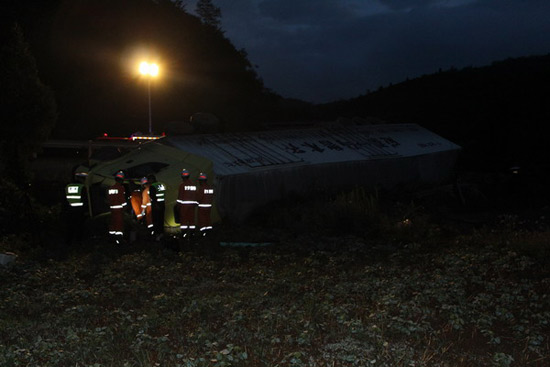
<box><xmin>2</xmin><ymin>0</ymin><xmax>292</xmax><ymax>142</ymax></box>
<box><xmin>314</xmin><ymin>55</ymin><xmax>550</xmax><ymax>171</ymax></box>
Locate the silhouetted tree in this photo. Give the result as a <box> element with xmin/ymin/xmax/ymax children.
<box><xmin>0</xmin><ymin>22</ymin><xmax>56</xmax><ymax>184</ymax></box>
<box><xmin>195</xmin><ymin>0</ymin><xmax>222</xmax><ymax>30</ymax></box>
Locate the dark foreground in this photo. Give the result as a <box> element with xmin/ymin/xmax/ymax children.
<box><xmin>1</xmin><ymin>208</ymin><xmax>550</xmax><ymax>367</ymax></box>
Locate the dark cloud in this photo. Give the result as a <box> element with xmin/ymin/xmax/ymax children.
<box><xmin>257</xmin><ymin>0</ymin><xmax>355</xmax><ymax>24</ymax></box>
<box><xmin>377</xmin><ymin>0</ymin><xmax>442</xmax><ymax>10</ymax></box>
<box><xmin>193</xmin><ymin>0</ymin><xmax>550</xmax><ymax>103</ymax></box>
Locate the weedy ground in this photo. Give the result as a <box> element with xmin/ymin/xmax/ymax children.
<box><xmin>1</xmin><ymin>187</ymin><xmax>550</xmax><ymax>367</ymax></box>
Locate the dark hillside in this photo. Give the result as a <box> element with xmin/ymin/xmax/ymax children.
<box><xmin>315</xmin><ymin>55</ymin><xmax>550</xmax><ymax>172</ymax></box>
<box><xmin>3</xmin><ymin>0</ymin><xmax>283</xmax><ymax>138</ymax></box>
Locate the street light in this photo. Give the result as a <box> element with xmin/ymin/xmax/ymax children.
<box><xmin>139</xmin><ymin>61</ymin><xmax>159</xmax><ymax>134</ymax></box>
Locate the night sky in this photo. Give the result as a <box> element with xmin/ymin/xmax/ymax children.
<box><xmin>189</xmin><ymin>0</ymin><xmax>550</xmax><ymax>103</ymax></box>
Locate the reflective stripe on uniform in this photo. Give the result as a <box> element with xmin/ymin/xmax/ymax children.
<box><xmin>178</xmin><ymin>199</ymin><xmax>198</xmax><ymax>204</ymax></box>
<box><xmin>66</xmin><ymin>184</ymin><xmax>85</xmax><ymax>206</ymax></box>
<box><xmin>198</xmin><ymin>204</ymin><xmax>212</xmax><ymax>208</ymax></box>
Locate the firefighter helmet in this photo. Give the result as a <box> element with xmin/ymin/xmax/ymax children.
<box><xmin>115</xmin><ymin>170</ymin><xmax>125</xmax><ymax>180</ymax></box>
<box><xmin>181</xmin><ymin>169</ymin><xmax>190</xmax><ymax>178</ymax></box>
<box><xmin>198</xmin><ymin>173</ymin><xmax>208</xmax><ymax>181</ymax></box>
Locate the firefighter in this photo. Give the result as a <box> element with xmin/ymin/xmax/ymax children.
<box><xmin>147</xmin><ymin>174</ymin><xmax>166</xmax><ymax>240</ymax></box>
<box><xmin>196</xmin><ymin>172</ymin><xmax>214</xmax><ymax>237</ymax></box>
<box><xmin>129</xmin><ymin>180</ymin><xmax>143</xmax><ymax>222</ymax></box>
<box><xmin>140</xmin><ymin>176</ymin><xmax>154</xmax><ymax>236</ymax></box>
<box><xmin>177</xmin><ymin>169</ymin><xmax>198</xmax><ymax>238</ymax></box>
<box><xmin>64</xmin><ymin>171</ymin><xmax>88</xmax><ymax>245</ymax></box>
<box><xmin>108</xmin><ymin>170</ymin><xmax>127</xmax><ymax>244</ymax></box>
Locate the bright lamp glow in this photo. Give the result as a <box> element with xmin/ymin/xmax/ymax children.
<box><xmin>139</xmin><ymin>62</ymin><xmax>159</xmax><ymax>77</ymax></box>
<box><xmin>139</xmin><ymin>61</ymin><xmax>159</xmax><ymax>76</ymax></box>
<box><xmin>149</xmin><ymin>63</ymin><xmax>159</xmax><ymax>76</ymax></box>
<box><xmin>139</xmin><ymin>61</ymin><xmax>149</xmax><ymax>74</ymax></box>
<box><xmin>137</xmin><ymin>60</ymin><xmax>160</xmax><ymax>134</ymax></box>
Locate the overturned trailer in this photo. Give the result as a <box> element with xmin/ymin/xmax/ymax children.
<box><xmin>82</xmin><ymin>122</ymin><xmax>460</xmax><ymax>231</ymax></box>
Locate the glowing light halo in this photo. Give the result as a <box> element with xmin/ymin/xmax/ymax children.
<box><xmin>149</xmin><ymin>63</ymin><xmax>159</xmax><ymax>76</ymax></box>
<box><xmin>139</xmin><ymin>61</ymin><xmax>159</xmax><ymax>77</ymax></box>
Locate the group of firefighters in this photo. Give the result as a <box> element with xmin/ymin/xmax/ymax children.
<box><xmin>64</xmin><ymin>168</ymin><xmax>215</xmax><ymax>245</ymax></box>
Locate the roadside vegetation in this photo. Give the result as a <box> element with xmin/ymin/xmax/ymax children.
<box><xmin>1</xmin><ymin>186</ymin><xmax>550</xmax><ymax>366</ymax></box>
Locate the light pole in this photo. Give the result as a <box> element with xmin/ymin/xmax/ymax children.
<box><xmin>139</xmin><ymin>61</ymin><xmax>159</xmax><ymax>134</ymax></box>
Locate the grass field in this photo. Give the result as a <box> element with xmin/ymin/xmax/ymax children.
<box><xmin>1</xmin><ymin>197</ymin><xmax>550</xmax><ymax>367</ymax></box>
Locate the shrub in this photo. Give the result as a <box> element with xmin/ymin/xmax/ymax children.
<box><xmin>0</xmin><ymin>179</ymin><xmax>38</xmax><ymax>236</ymax></box>
<box><xmin>0</xmin><ymin>179</ymin><xmax>63</xmax><ymax>256</ymax></box>
<box><xmin>467</xmin><ymin>214</ymin><xmax>550</xmax><ymax>262</ymax></box>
